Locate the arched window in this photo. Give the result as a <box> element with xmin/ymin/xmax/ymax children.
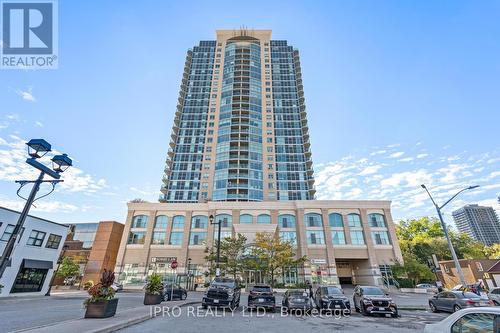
<box><xmin>172</xmin><ymin>216</ymin><xmax>185</xmax><ymax>229</ymax></box>
<box><xmin>368</xmin><ymin>214</ymin><xmax>386</xmax><ymax>228</ymax></box>
<box><xmin>215</xmin><ymin>214</ymin><xmax>232</xmax><ymax>228</ymax></box>
<box><xmin>239</xmin><ymin>214</ymin><xmax>253</xmax><ymax>224</ymax></box>
<box><xmin>328</xmin><ymin>213</ymin><xmax>343</xmax><ymax>228</ymax></box>
<box><xmin>257</xmin><ymin>214</ymin><xmax>271</xmax><ymax>224</ymax></box>
<box><xmin>347</xmin><ymin>214</ymin><xmax>362</xmax><ymax>228</ymax></box>
<box><xmin>154</xmin><ymin>215</ymin><xmax>167</xmax><ymax>229</ymax></box>
<box><xmin>278</xmin><ymin>215</ymin><xmax>296</xmax><ymax>228</ymax></box>
<box><xmin>191</xmin><ymin>215</ymin><xmax>208</xmax><ymax>229</ymax></box>
<box><xmin>132</xmin><ymin>215</ymin><xmax>148</xmax><ymax>228</ymax></box>
<box><xmin>305</xmin><ymin>213</ymin><xmax>323</xmax><ymax>227</ymax></box>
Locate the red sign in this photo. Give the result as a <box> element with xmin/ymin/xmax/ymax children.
<box><xmin>170</xmin><ymin>260</ymin><xmax>178</xmax><ymax>269</ymax></box>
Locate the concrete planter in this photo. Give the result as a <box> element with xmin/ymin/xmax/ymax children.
<box><xmin>143</xmin><ymin>293</ymin><xmax>163</xmax><ymax>305</ymax></box>
<box><xmin>84</xmin><ymin>298</ymin><xmax>119</xmax><ymax>318</ymax></box>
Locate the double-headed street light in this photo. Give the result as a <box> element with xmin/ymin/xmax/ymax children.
<box><xmin>209</xmin><ymin>214</ymin><xmax>222</xmax><ymax>277</ymax></box>
<box><xmin>421</xmin><ymin>184</ymin><xmax>480</xmax><ymax>287</ymax></box>
<box><xmin>0</xmin><ymin>139</ymin><xmax>72</xmax><ymax>281</ymax></box>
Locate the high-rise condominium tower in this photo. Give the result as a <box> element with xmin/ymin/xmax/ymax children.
<box><xmin>160</xmin><ymin>29</ymin><xmax>315</xmax><ymax>203</ymax></box>
<box><xmin>452</xmin><ymin>204</ymin><xmax>500</xmax><ymax>246</ymax></box>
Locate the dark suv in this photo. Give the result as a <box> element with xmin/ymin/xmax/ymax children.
<box><xmin>248</xmin><ymin>284</ymin><xmax>276</xmax><ymax>311</ymax></box>
<box><xmin>314</xmin><ymin>285</ymin><xmax>351</xmax><ymax>313</ymax></box>
<box><xmin>202</xmin><ymin>277</ymin><xmax>241</xmax><ymax>309</ymax></box>
<box><xmin>352</xmin><ymin>285</ymin><xmax>398</xmax><ymax>317</ymax></box>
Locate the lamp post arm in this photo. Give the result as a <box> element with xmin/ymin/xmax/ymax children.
<box><xmin>439</xmin><ymin>188</ymin><xmax>469</xmax><ymax>210</ymax></box>
<box><xmin>422</xmin><ymin>185</ymin><xmax>438</xmax><ymax>208</ymax></box>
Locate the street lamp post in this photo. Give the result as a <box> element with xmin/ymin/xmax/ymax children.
<box><xmin>45</xmin><ymin>244</ymin><xmax>69</xmax><ymax>296</ymax></box>
<box><xmin>421</xmin><ymin>184</ymin><xmax>479</xmax><ymax>287</ymax></box>
<box><xmin>0</xmin><ymin>139</ymin><xmax>72</xmax><ymax>280</ymax></box>
<box><xmin>209</xmin><ymin>214</ymin><xmax>221</xmax><ymax>277</ymax></box>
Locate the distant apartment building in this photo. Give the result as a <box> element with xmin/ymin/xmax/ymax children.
<box><xmin>0</xmin><ymin>207</ymin><xmax>68</xmax><ymax>297</ymax></box>
<box><xmin>452</xmin><ymin>204</ymin><xmax>500</xmax><ymax>246</ymax></box>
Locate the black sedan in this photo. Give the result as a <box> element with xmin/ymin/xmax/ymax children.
<box><xmin>314</xmin><ymin>285</ymin><xmax>351</xmax><ymax>313</ymax></box>
<box><xmin>248</xmin><ymin>284</ymin><xmax>276</xmax><ymax>311</ymax></box>
<box><xmin>282</xmin><ymin>289</ymin><xmax>313</xmax><ymax>311</ymax></box>
<box><xmin>163</xmin><ymin>283</ymin><xmax>187</xmax><ymax>301</ymax></box>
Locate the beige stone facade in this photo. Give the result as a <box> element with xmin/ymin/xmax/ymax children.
<box><xmin>115</xmin><ymin>200</ymin><xmax>403</xmax><ymax>287</ymax></box>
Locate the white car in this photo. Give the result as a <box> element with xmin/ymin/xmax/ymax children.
<box><xmin>424</xmin><ymin>307</ymin><xmax>500</xmax><ymax>333</ymax></box>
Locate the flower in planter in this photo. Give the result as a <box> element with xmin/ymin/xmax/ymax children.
<box><xmin>144</xmin><ymin>273</ymin><xmax>163</xmax><ymax>295</ymax></box>
<box><xmin>84</xmin><ymin>270</ymin><xmax>116</xmax><ymax>307</ymax></box>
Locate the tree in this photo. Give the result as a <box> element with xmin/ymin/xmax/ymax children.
<box><xmin>57</xmin><ymin>257</ymin><xmax>80</xmax><ymax>285</ymax></box>
<box><xmin>252</xmin><ymin>232</ymin><xmax>305</xmax><ymax>287</ymax></box>
<box><xmin>204</xmin><ymin>233</ymin><xmax>247</xmax><ymax>279</ymax></box>
<box><xmin>392</xmin><ymin>255</ymin><xmax>434</xmax><ymax>286</ymax></box>
<box><xmin>485</xmin><ymin>244</ymin><xmax>500</xmax><ymax>259</ymax></box>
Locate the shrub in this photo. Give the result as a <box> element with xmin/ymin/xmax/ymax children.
<box><xmin>396</xmin><ymin>278</ymin><xmax>415</xmax><ymax>288</ymax></box>
<box><xmin>83</xmin><ymin>270</ymin><xmax>116</xmax><ymax>307</ymax></box>
<box><xmin>83</xmin><ymin>280</ymin><xmax>94</xmax><ymax>290</ymax></box>
<box><xmin>144</xmin><ymin>273</ymin><xmax>163</xmax><ymax>295</ymax></box>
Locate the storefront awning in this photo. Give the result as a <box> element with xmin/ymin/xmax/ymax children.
<box><xmin>23</xmin><ymin>259</ymin><xmax>53</xmax><ymax>270</ymax></box>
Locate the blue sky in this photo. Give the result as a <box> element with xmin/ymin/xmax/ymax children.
<box><xmin>0</xmin><ymin>0</ymin><xmax>499</xmax><ymax>226</ymax></box>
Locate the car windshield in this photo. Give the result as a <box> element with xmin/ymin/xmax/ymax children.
<box><xmin>253</xmin><ymin>286</ymin><xmax>272</xmax><ymax>292</ymax></box>
<box><xmin>460</xmin><ymin>292</ymin><xmax>481</xmax><ymax>299</ymax></box>
<box><xmin>211</xmin><ymin>278</ymin><xmax>235</xmax><ymax>288</ymax></box>
<box><xmin>363</xmin><ymin>287</ymin><xmax>385</xmax><ymax>296</ymax></box>
<box><xmin>324</xmin><ymin>287</ymin><xmax>342</xmax><ymax>295</ymax></box>
<box><xmin>290</xmin><ymin>290</ymin><xmax>308</xmax><ymax>297</ymax></box>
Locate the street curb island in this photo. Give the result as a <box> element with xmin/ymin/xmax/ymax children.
<box><xmin>16</xmin><ymin>300</ymin><xmax>201</xmax><ymax>333</ymax></box>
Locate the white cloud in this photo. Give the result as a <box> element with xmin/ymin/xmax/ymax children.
<box><xmin>398</xmin><ymin>157</ymin><xmax>414</xmax><ymax>162</ymax></box>
<box><xmin>359</xmin><ymin>165</ymin><xmax>382</xmax><ymax>176</ymax></box>
<box><xmin>16</xmin><ymin>87</ymin><xmax>36</xmax><ymax>102</ymax></box>
<box><xmin>35</xmin><ymin>121</ymin><xmax>44</xmax><ymax>127</ymax></box>
<box><xmin>389</xmin><ymin>151</ymin><xmax>405</xmax><ymax>158</ymax></box>
<box><xmin>417</xmin><ymin>153</ymin><xmax>428</xmax><ymax>159</ymax></box>
<box><xmin>370</xmin><ymin>150</ymin><xmax>386</xmax><ymax>156</ymax></box>
<box><xmin>0</xmin><ymin>197</ymin><xmax>78</xmax><ymax>213</ymax></box>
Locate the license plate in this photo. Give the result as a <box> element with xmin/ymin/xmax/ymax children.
<box><xmin>379</xmin><ymin>307</ymin><xmax>385</xmax><ymax>311</ymax></box>
<box><xmin>214</xmin><ymin>299</ymin><xmax>219</xmax><ymax>303</ymax></box>
<box><xmin>258</xmin><ymin>298</ymin><xmax>264</xmax><ymax>302</ymax></box>
<box><xmin>295</xmin><ymin>299</ymin><xmax>304</xmax><ymax>302</ymax></box>
<box><xmin>335</xmin><ymin>305</ymin><xmax>340</xmax><ymax>308</ymax></box>
<box><xmin>480</xmin><ymin>302</ymin><xmax>490</xmax><ymax>306</ymax></box>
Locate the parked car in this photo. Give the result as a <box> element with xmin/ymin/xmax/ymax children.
<box><xmin>424</xmin><ymin>307</ymin><xmax>500</xmax><ymax>333</ymax></box>
<box><xmin>162</xmin><ymin>283</ymin><xmax>187</xmax><ymax>301</ymax></box>
<box><xmin>202</xmin><ymin>277</ymin><xmax>241</xmax><ymax>309</ymax></box>
<box><xmin>281</xmin><ymin>289</ymin><xmax>313</xmax><ymax>311</ymax></box>
<box><xmin>416</xmin><ymin>283</ymin><xmax>438</xmax><ymax>293</ymax></box>
<box><xmin>247</xmin><ymin>284</ymin><xmax>276</xmax><ymax>311</ymax></box>
<box><xmin>352</xmin><ymin>285</ymin><xmax>398</xmax><ymax>317</ymax></box>
<box><xmin>313</xmin><ymin>285</ymin><xmax>350</xmax><ymax>313</ymax></box>
<box><xmin>429</xmin><ymin>291</ymin><xmax>493</xmax><ymax>313</ymax></box>
<box><xmin>111</xmin><ymin>282</ymin><xmax>123</xmax><ymax>292</ymax></box>
<box><xmin>488</xmin><ymin>287</ymin><xmax>500</xmax><ymax>306</ymax></box>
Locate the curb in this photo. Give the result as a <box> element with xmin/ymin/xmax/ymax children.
<box><xmin>398</xmin><ymin>306</ymin><xmax>428</xmax><ymax>311</ymax></box>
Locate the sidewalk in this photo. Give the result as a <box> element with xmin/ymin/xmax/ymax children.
<box><xmin>15</xmin><ymin>299</ymin><xmax>200</xmax><ymax>333</ymax></box>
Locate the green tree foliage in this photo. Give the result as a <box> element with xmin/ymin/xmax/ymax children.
<box><xmin>56</xmin><ymin>257</ymin><xmax>80</xmax><ymax>284</ymax></box>
<box><xmin>484</xmin><ymin>244</ymin><xmax>500</xmax><ymax>259</ymax></box>
<box><xmin>204</xmin><ymin>233</ymin><xmax>248</xmax><ymax>279</ymax></box>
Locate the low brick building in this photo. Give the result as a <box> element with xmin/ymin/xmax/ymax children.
<box><xmin>437</xmin><ymin>259</ymin><xmax>498</xmax><ymax>288</ymax></box>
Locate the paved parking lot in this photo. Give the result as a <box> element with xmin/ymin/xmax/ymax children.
<box><xmin>120</xmin><ymin>293</ymin><xmax>447</xmax><ymax>333</ymax></box>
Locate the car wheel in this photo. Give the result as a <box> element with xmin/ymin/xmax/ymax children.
<box><xmin>391</xmin><ymin>311</ymin><xmax>399</xmax><ymax>318</ymax></box>
<box><xmin>453</xmin><ymin>305</ymin><xmax>461</xmax><ymax>312</ymax></box>
<box><xmin>181</xmin><ymin>292</ymin><xmax>187</xmax><ymax>300</ymax></box>
<box><xmin>429</xmin><ymin>302</ymin><xmax>438</xmax><ymax>313</ymax></box>
<box><xmin>361</xmin><ymin>303</ymin><xmax>369</xmax><ymax>316</ymax></box>
<box><xmin>202</xmin><ymin>304</ymin><xmax>207</xmax><ymax>309</ymax></box>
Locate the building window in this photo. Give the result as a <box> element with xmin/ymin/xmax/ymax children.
<box><xmin>350</xmin><ymin>230</ymin><xmax>365</xmax><ymax>245</ymax></box>
<box><xmin>26</xmin><ymin>230</ymin><xmax>46</xmax><ymax>247</ymax></box>
<box><xmin>278</xmin><ymin>214</ymin><xmax>296</xmax><ymax>228</ymax></box>
<box><xmin>128</xmin><ymin>231</ymin><xmax>145</xmax><ymax>244</ymax></box>
<box><xmin>172</xmin><ymin>216</ymin><xmax>185</xmax><ymax>229</ymax></box>
<box><xmin>305</xmin><ymin>213</ymin><xmax>323</xmax><ymax>227</ymax></box>
<box><xmin>239</xmin><ymin>214</ymin><xmax>253</xmax><ymax>224</ymax></box>
<box><xmin>280</xmin><ymin>231</ymin><xmax>297</xmax><ymax>246</ymax></box>
<box><xmin>189</xmin><ymin>232</ymin><xmax>207</xmax><ymax>245</ymax></box>
<box><xmin>215</xmin><ymin>214</ymin><xmax>232</xmax><ymax>228</ymax></box>
<box><xmin>1</xmin><ymin>224</ymin><xmax>15</xmax><ymax>241</ymax></box>
<box><xmin>169</xmin><ymin>232</ymin><xmax>183</xmax><ymax>245</ymax></box>
<box><xmin>347</xmin><ymin>214</ymin><xmax>362</xmax><ymax>228</ymax></box>
<box><xmin>152</xmin><ymin>232</ymin><xmax>166</xmax><ymax>245</ymax></box>
<box><xmin>11</xmin><ymin>266</ymin><xmax>48</xmax><ymax>293</ymax></box>
<box><xmin>331</xmin><ymin>231</ymin><xmax>346</xmax><ymax>245</ymax></box>
<box><xmin>371</xmin><ymin>231</ymin><xmax>391</xmax><ymax>245</ymax></box>
<box><xmin>307</xmin><ymin>230</ymin><xmax>325</xmax><ymax>245</ymax></box>
<box><xmin>328</xmin><ymin>213</ymin><xmax>343</xmax><ymax>228</ymax></box>
<box><xmin>132</xmin><ymin>215</ymin><xmax>148</xmax><ymax>228</ymax></box>
<box><xmin>45</xmin><ymin>234</ymin><xmax>62</xmax><ymax>249</ymax></box>
<box><xmin>368</xmin><ymin>214</ymin><xmax>386</xmax><ymax>228</ymax></box>
<box><xmin>257</xmin><ymin>214</ymin><xmax>271</xmax><ymax>224</ymax></box>
<box><xmin>191</xmin><ymin>216</ymin><xmax>208</xmax><ymax>229</ymax></box>
<box><xmin>476</xmin><ymin>262</ymin><xmax>484</xmax><ymax>272</ymax></box>
<box><xmin>154</xmin><ymin>215</ymin><xmax>168</xmax><ymax>229</ymax></box>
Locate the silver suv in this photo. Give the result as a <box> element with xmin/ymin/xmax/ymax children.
<box><xmin>487</xmin><ymin>287</ymin><xmax>500</xmax><ymax>305</ymax></box>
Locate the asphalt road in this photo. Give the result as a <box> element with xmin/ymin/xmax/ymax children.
<box><xmin>119</xmin><ymin>293</ymin><xmax>448</xmax><ymax>333</ymax></box>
